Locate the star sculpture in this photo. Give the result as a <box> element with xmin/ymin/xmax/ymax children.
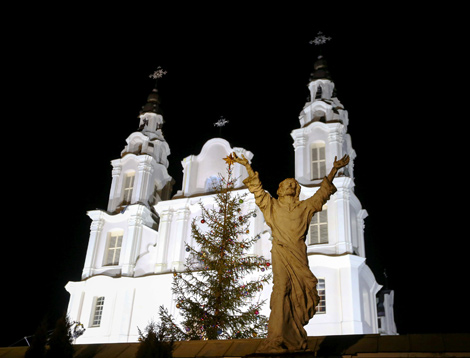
<box><xmin>223</xmin><ymin>153</ymin><xmax>236</xmax><ymax>168</ymax></box>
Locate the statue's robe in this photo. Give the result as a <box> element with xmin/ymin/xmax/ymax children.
<box><xmin>243</xmin><ymin>172</ymin><xmax>336</xmax><ymax>352</ymax></box>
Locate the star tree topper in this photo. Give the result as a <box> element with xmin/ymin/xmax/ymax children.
<box><xmin>223</xmin><ymin>153</ymin><xmax>236</xmax><ymax>168</ymax></box>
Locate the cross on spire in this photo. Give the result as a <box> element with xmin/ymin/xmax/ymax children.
<box><xmin>214</xmin><ymin>116</ymin><xmax>229</xmax><ymax>137</ymax></box>
<box><xmin>309</xmin><ymin>31</ymin><xmax>332</xmax><ymax>46</ymax></box>
<box><xmin>149</xmin><ymin>66</ymin><xmax>167</xmax><ymax>80</ymax></box>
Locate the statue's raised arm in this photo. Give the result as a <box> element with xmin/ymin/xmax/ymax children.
<box><xmin>232</xmin><ymin>152</ymin><xmax>255</xmax><ymax>177</ymax></box>
<box><xmin>327</xmin><ymin>154</ymin><xmax>350</xmax><ymax>182</ymax></box>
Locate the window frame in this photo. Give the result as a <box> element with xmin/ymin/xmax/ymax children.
<box><xmin>310</xmin><ymin>142</ymin><xmax>326</xmax><ymax>181</ymax></box>
<box><xmin>90</xmin><ymin>296</ymin><xmax>105</xmax><ymax>327</ymax></box>
<box><xmin>123</xmin><ymin>171</ymin><xmax>135</xmax><ymax>204</ymax></box>
<box><xmin>316</xmin><ymin>278</ymin><xmax>326</xmax><ymax>314</ymax></box>
<box><xmin>308</xmin><ymin>207</ymin><xmax>328</xmax><ymax>245</ymax></box>
<box><xmin>104</xmin><ymin>230</ymin><xmax>123</xmax><ymax>266</ymax></box>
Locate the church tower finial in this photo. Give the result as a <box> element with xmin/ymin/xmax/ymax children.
<box><xmin>140</xmin><ymin>67</ymin><xmax>167</xmax><ymax>116</ymax></box>
<box><xmin>309</xmin><ymin>32</ymin><xmax>333</xmax><ymax>82</ymax></box>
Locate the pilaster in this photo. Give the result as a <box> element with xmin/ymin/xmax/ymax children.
<box><xmin>171</xmin><ymin>207</ymin><xmax>191</xmax><ymax>271</ymax></box>
<box><xmin>134</xmin><ymin>155</ymin><xmax>154</xmax><ymax>204</ymax></box>
<box><xmin>292</xmin><ymin>131</ymin><xmax>307</xmax><ymax>183</ymax></box>
<box><xmin>121</xmin><ymin>206</ymin><xmax>145</xmax><ymax>276</ymax></box>
<box><xmin>332</xmin><ymin>176</ymin><xmax>354</xmax><ymax>254</ymax></box>
<box><xmin>154</xmin><ymin>209</ymin><xmax>174</xmax><ymax>273</ymax></box>
<box><xmin>108</xmin><ymin>162</ymin><xmax>122</xmax><ymax>212</ymax></box>
<box><xmin>82</xmin><ymin>210</ymin><xmax>105</xmax><ymax>279</ymax></box>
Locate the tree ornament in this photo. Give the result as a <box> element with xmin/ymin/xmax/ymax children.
<box><xmin>186</xmin><ymin>247</ymin><xmax>190</xmax><ymax>252</ymax></box>
<box><xmin>239</xmin><ymin>199</ymin><xmax>244</xmax><ymax>204</ymax></box>
<box><xmin>176</xmin><ymin>303</ymin><xmax>181</xmax><ymax>308</ymax></box>
<box><xmin>201</xmin><ymin>219</ymin><xmax>206</xmax><ymax>224</ymax></box>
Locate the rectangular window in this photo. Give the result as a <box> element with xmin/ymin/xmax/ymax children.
<box><xmin>91</xmin><ymin>296</ymin><xmax>105</xmax><ymax>327</ymax></box>
<box><xmin>311</xmin><ymin>145</ymin><xmax>326</xmax><ymax>180</ymax></box>
<box><xmin>308</xmin><ymin>209</ymin><xmax>328</xmax><ymax>245</ymax></box>
<box><xmin>316</xmin><ymin>278</ymin><xmax>326</xmax><ymax>314</ymax></box>
<box><xmin>104</xmin><ymin>231</ymin><xmax>123</xmax><ymax>266</ymax></box>
<box><xmin>123</xmin><ymin>172</ymin><xmax>135</xmax><ymax>204</ymax></box>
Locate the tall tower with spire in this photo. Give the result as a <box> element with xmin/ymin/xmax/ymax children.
<box><xmin>66</xmin><ymin>75</ymin><xmax>177</xmax><ymax>343</ymax></box>
<box><xmin>290</xmin><ymin>50</ymin><xmax>396</xmax><ymax>335</ymax></box>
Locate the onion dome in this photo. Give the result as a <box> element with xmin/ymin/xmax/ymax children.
<box><xmin>309</xmin><ymin>55</ymin><xmax>332</xmax><ymax>81</ymax></box>
<box><xmin>140</xmin><ymin>87</ymin><xmax>162</xmax><ymax>115</ymax></box>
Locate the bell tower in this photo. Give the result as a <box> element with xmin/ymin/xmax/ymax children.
<box><xmin>292</xmin><ymin>55</ymin><xmax>354</xmax><ymax>187</ymax></box>
<box><xmin>81</xmin><ymin>75</ymin><xmax>174</xmax><ymax>280</ymax></box>
<box><xmin>292</xmin><ymin>55</ymin><xmax>363</xmax><ymax>257</ymax></box>
<box><xmin>290</xmin><ymin>41</ymin><xmax>394</xmax><ymax>335</ymax></box>
<box><xmin>107</xmin><ymin>85</ymin><xmax>173</xmax><ymax>214</ymax></box>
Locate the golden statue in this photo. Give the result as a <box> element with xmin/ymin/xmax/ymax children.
<box><xmin>233</xmin><ymin>153</ymin><xmax>349</xmax><ymax>353</ymax></box>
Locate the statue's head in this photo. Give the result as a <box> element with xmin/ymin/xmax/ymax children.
<box><xmin>277</xmin><ymin>178</ymin><xmax>301</xmax><ymax>200</ymax></box>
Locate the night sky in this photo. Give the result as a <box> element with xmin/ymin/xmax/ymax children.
<box><xmin>3</xmin><ymin>5</ymin><xmax>467</xmax><ymax>347</ymax></box>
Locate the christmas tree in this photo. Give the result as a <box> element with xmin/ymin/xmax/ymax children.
<box><xmin>136</xmin><ymin>315</ymin><xmax>174</xmax><ymax>358</ymax></box>
<box><xmin>161</xmin><ymin>154</ymin><xmax>272</xmax><ymax>340</ymax></box>
<box><xmin>45</xmin><ymin>314</ymin><xmax>74</xmax><ymax>358</ymax></box>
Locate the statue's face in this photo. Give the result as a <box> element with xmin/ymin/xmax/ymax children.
<box><xmin>277</xmin><ymin>178</ymin><xmax>299</xmax><ymax>198</ymax></box>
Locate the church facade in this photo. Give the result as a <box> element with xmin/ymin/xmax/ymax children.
<box><xmin>65</xmin><ymin>57</ymin><xmax>396</xmax><ymax>344</ymax></box>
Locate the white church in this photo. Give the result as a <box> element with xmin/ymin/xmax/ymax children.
<box><xmin>65</xmin><ymin>55</ymin><xmax>397</xmax><ymax>344</ymax></box>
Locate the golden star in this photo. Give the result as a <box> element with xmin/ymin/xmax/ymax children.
<box><xmin>223</xmin><ymin>154</ymin><xmax>235</xmax><ymax>166</ymax></box>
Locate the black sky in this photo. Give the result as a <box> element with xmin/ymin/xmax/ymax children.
<box><xmin>3</xmin><ymin>5</ymin><xmax>467</xmax><ymax>347</ymax></box>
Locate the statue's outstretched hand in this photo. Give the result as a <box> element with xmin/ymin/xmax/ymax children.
<box><xmin>232</xmin><ymin>152</ymin><xmax>255</xmax><ymax>177</ymax></box>
<box><xmin>333</xmin><ymin>154</ymin><xmax>350</xmax><ymax>169</ymax></box>
<box><xmin>232</xmin><ymin>152</ymin><xmax>249</xmax><ymax>166</ymax></box>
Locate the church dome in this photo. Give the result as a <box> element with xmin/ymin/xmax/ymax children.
<box><xmin>140</xmin><ymin>88</ymin><xmax>162</xmax><ymax>115</ymax></box>
<box><xmin>309</xmin><ymin>56</ymin><xmax>332</xmax><ymax>81</ymax></box>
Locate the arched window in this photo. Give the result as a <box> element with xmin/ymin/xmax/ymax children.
<box><xmin>311</xmin><ymin>142</ymin><xmax>326</xmax><ymax>180</ymax></box>
<box><xmin>315</xmin><ymin>85</ymin><xmax>322</xmax><ymax>99</ymax></box>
